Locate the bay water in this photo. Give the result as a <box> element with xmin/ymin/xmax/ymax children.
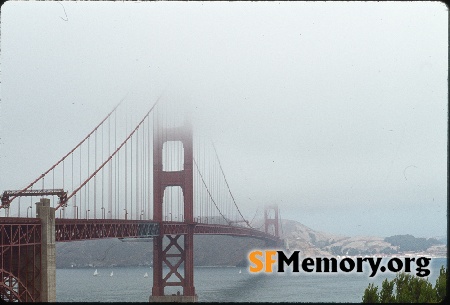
<box><xmin>56</xmin><ymin>257</ymin><xmax>446</xmax><ymax>302</ymax></box>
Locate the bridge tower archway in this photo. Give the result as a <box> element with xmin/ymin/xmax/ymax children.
<box><xmin>151</xmin><ymin>116</ymin><xmax>197</xmax><ymax>302</ymax></box>
<box><xmin>264</xmin><ymin>204</ymin><xmax>280</xmax><ymax>238</ymax></box>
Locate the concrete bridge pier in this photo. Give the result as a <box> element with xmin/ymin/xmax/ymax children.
<box><xmin>149</xmin><ymin>294</ymin><xmax>198</xmax><ymax>303</ymax></box>
<box><xmin>36</xmin><ymin>198</ymin><xmax>56</xmax><ymax>302</ymax></box>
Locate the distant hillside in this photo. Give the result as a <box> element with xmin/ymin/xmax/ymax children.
<box><xmin>280</xmin><ymin>219</ymin><xmax>397</xmax><ymax>257</ymax></box>
<box><xmin>280</xmin><ymin>219</ymin><xmax>446</xmax><ymax>257</ymax></box>
<box><xmin>433</xmin><ymin>235</ymin><xmax>447</xmax><ymax>245</ymax></box>
<box><xmin>384</xmin><ymin>234</ymin><xmax>442</xmax><ymax>252</ymax></box>
<box><xmin>56</xmin><ymin>219</ymin><xmax>447</xmax><ymax>268</ymax></box>
<box><xmin>56</xmin><ymin>235</ymin><xmax>265</xmax><ymax>268</ymax></box>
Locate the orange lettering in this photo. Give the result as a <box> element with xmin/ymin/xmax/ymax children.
<box><xmin>248</xmin><ymin>250</ymin><xmax>263</xmax><ymax>272</ymax></box>
<box><xmin>265</xmin><ymin>250</ymin><xmax>277</xmax><ymax>272</ymax></box>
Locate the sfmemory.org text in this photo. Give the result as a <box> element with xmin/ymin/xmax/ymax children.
<box><xmin>248</xmin><ymin>250</ymin><xmax>431</xmax><ymax>277</ymax></box>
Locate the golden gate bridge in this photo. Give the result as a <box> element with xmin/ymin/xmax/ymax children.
<box><xmin>0</xmin><ymin>98</ymin><xmax>283</xmax><ymax>302</ymax></box>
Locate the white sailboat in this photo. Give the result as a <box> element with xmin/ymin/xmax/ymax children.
<box><xmin>93</xmin><ymin>269</ymin><xmax>98</xmax><ymax>276</ymax></box>
<box><xmin>239</xmin><ymin>269</ymin><xmax>242</xmax><ymax>274</ymax></box>
<box><xmin>144</xmin><ymin>272</ymin><xmax>148</xmax><ymax>278</ymax></box>
<box><xmin>110</xmin><ymin>271</ymin><xmax>113</xmax><ymax>277</ymax></box>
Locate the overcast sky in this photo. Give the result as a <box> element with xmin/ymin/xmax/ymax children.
<box><xmin>0</xmin><ymin>1</ymin><xmax>447</xmax><ymax>238</ymax></box>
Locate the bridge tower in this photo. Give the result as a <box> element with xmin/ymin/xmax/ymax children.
<box><xmin>150</xmin><ymin>117</ymin><xmax>197</xmax><ymax>302</ymax></box>
<box><xmin>264</xmin><ymin>204</ymin><xmax>280</xmax><ymax>239</ymax></box>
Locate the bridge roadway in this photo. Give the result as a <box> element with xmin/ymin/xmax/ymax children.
<box><xmin>54</xmin><ymin>218</ymin><xmax>279</xmax><ymax>243</ymax></box>
<box><xmin>0</xmin><ymin>217</ymin><xmax>279</xmax><ymax>243</ymax></box>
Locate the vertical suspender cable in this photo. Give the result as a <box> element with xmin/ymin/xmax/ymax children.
<box><xmin>125</xmin><ymin>111</ymin><xmax>128</xmax><ymax>219</ymax></box>
<box><xmin>86</xmin><ymin>137</ymin><xmax>91</xmax><ymax>218</ymax></box>
<box><xmin>108</xmin><ymin>116</ymin><xmax>112</xmax><ymax>219</ymax></box>
<box><xmin>72</xmin><ymin>152</ymin><xmax>74</xmax><ymax>218</ymax></box>
<box><xmin>208</xmin><ymin>145</ymin><xmax>212</xmax><ymax>221</ymax></box>
<box><xmin>136</xmin><ymin>128</ymin><xmax>139</xmax><ymax>220</ymax></box>
<box><xmin>203</xmin><ymin>137</ymin><xmax>206</xmax><ymax>222</ymax></box>
<box><xmin>131</xmin><ymin>122</ymin><xmax>133</xmax><ymax>220</ymax></box>
<box><xmin>80</xmin><ymin>144</ymin><xmax>82</xmax><ymax>218</ymax></box>
<box><xmin>164</xmin><ymin>102</ymin><xmax>167</xmax><ymax>221</ymax></box>
<box><xmin>94</xmin><ymin>130</ymin><xmax>97</xmax><ymax>219</ymax></box>
<box><xmin>101</xmin><ymin>122</ymin><xmax>104</xmax><ymax>218</ymax></box>
<box><xmin>141</xmin><ymin>123</ymin><xmax>144</xmax><ymax>220</ymax></box>
<box><xmin>178</xmin><ymin>125</ymin><xmax>181</xmax><ymax>221</ymax></box>
<box><xmin>115</xmin><ymin>111</ymin><xmax>118</xmax><ymax>219</ymax></box>
<box><xmin>149</xmin><ymin>111</ymin><xmax>153</xmax><ymax>220</ymax></box>
<box><xmin>62</xmin><ymin>160</ymin><xmax>65</xmax><ymax>218</ymax></box>
<box><xmin>142</xmin><ymin>119</ymin><xmax>144</xmax><ymax>220</ymax></box>
<box><xmin>143</xmin><ymin>121</ymin><xmax>146</xmax><ymax>219</ymax></box>
<box><xmin>52</xmin><ymin>170</ymin><xmax>54</xmax><ymax>208</ymax></box>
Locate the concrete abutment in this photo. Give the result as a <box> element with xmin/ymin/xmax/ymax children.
<box><xmin>36</xmin><ymin>198</ymin><xmax>56</xmax><ymax>302</ymax></box>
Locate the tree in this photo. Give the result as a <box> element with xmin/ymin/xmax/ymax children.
<box><xmin>384</xmin><ymin>235</ymin><xmax>442</xmax><ymax>252</ymax></box>
<box><xmin>394</xmin><ymin>272</ymin><xmax>434</xmax><ymax>302</ymax></box>
<box><xmin>362</xmin><ymin>283</ymin><xmax>379</xmax><ymax>303</ymax></box>
<box><xmin>435</xmin><ymin>265</ymin><xmax>447</xmax><ymax>301</ymax></box>
<box><xmin>362</xmin><ymin>265</ymin><xmax>447</xmax><ymax>303</ymax></box>
<box><xmin>379</xmin><ymin>278</ymin><xmax>395</xmax><ymax>303</ymax></box>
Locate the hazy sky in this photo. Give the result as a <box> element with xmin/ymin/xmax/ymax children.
<box><xmin>0</xmin><ymin>1</ymin><xmax>447</xmax><ymax>238</ymax></box>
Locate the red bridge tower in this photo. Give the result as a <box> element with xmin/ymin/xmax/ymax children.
<box><xmin>150</xmin><ymin>118</ymin><xmax>197</xmax><ymax>302</ymax></box>
<box><xmin>264</xmin><ymin>204</ymin><xmax>280</xmax><ymax>243</ymax></box>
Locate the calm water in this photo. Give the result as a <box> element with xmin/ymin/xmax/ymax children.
<box><xmin>56</xmin><ymin>258</ymin><xmax>446</xmax><ymax>302</ymax></box>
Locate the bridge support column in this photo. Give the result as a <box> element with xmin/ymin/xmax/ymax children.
<box><xmin>150</xmin><ymin>115</ymin><xmax>197</xmax><ymax>302</ymax></box>
<box><xmin>264</xmin><ymin>204</ymin><xmax>283</xmax><ymax>247</ymax></box>
<box><xmin>264</xmin><ymin>204</ymin><xmax>279</xmax><ymax>237</ymax></box>
<box><xmin>149</xmin><ymin>232</ymin><xmax>197</xmax><ymax>303</ymax></box>
<box><xmin>36</xmin><ymin>198</ymin><xmax>56</xmax><ymax>302</ymax></box>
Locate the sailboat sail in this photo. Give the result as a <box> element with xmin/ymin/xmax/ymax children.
<box><xmin>110</xmin><ymin>271</ymin><xmax>113</xmax><ymax>277</ymax></box>
<box><xmin>93</xmin><ymin>269</ymin><xmax>98</xmax><ymax>276</ymax></box>
<box><xmin>144</xmin><ymin>272</ymin><xmax>148</xmax><ymax>278</ymax></box>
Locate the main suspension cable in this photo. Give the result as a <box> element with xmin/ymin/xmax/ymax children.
<box><xmin>0</xmin><ymin>100</ymin><xmax>124</xmax><ymax>209</ymax></box>
<box><xmin>55</xmin><ymin>97</ymin><xmax>160</xmax><ymax>210</ymax></box>
<box><xmin>211</xmin><ymin>141</ymin><xmax>251</xmax><ymax>228</ymax></box>
<box><xmin>193</xmin><ymin>158</ymin><xmax>229</xmax><ymax>224</ymax></box>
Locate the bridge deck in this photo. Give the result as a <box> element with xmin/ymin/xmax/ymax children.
<box><xmin>0</xmin><ymin>217</ymin><xmax>279</xmax><ymax>244</ymax></box>
<box><xmin>56</xmin><ymin>219</ymin><xmax>279</xmax><ymax>243</ymax></box>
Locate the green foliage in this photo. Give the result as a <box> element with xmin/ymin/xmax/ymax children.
<box><xmin>435</xmin><ymin>265</ymin><xmax>447</xmax><ymax>301</ymax></box>
<box><xmin>362</xmin><ymin>265</ymin><xmax>447</xmax><ymax>303</ymax></box>
<box><xmin>381</xmin><ymin>247</ymin><xmax>397</xmax><ymax>255</ymax></box>
<box><xmin>330</xmin><ymin>245</ymin><xmax>343</xmax><ymax>255</ymax></box>
<box><xmin>362</xmin><ymin>283</ymin><xmax>379</xmax><ymax>303</ymax></box>
<box><xmin>394</xmin><ymin>272</ymin><xmax>435</xmax><ymax>303</ymax></box>
<box><xmin>379</xmin><ymin>278</ymin><xmax>395</xmax><ymax>303</ymax></box>
<box><xmin>348</xmin><ymin>248</ymin><xmax>360</xmax><ymax>256</ymax></box>
<box><xmin>384</xmin><ymin>234</ymin><xmax>442</xmax><ymax>252</ymax></box>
